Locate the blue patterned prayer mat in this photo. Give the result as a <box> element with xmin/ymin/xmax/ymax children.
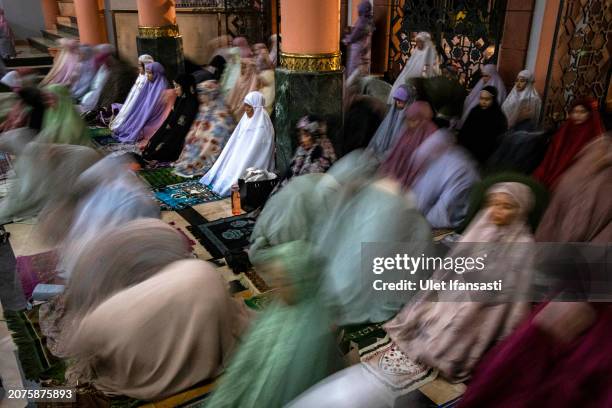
<box><xmin>153</xmin><ymin>180</ymin><xmax>222</xmax><ymax>210</ymax></box>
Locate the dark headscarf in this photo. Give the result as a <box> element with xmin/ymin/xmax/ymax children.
<box><xmin>18</xmin><ymin>87</ymin><xmax>46</xmax><ymax>131</ymax></box>
<box><xmin>341</xmin><ymin>95</ymin><xmax>387</xmax><ymax>156</ymax></box>
<box><xmin>458</xmin><ymin>85</ymin><xmax>508</xmax><ymax>165</ymax></box>
<box><xmin>209</xmin><ymin>55</ymin><xmax>227</xmax><ymax>81</ymax></box>
<box><xmin>142</xmin><ymin>74</ymin><xmax>199</xmax><ymax>162</ymax></box>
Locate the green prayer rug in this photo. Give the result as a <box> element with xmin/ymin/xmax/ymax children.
<box><xmin>138</xmin><ymin>167</ymin><xmax>189</xmax><ymax>189</ymax></box>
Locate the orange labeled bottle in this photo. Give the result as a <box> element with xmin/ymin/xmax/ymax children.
<box><xmin>231</xmin><ymin>184</ymin><xmax>241</xmax><ymax>215</ymax></box>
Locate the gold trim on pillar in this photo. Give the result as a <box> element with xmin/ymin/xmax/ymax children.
<box><xmin>280</xmin><ymin>51</ymin><xmax>342</xmax><ymax>72</ymax></box>
<box><xmin>138</xmin><ymin>24</ymin><xmax>180</xmax><ymax>39</ymax></box>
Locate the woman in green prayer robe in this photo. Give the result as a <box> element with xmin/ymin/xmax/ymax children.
<box><xmin>205</xmin><ymin>240</ymin><xmax>342</xmax><ymax>408</ymax></box>
<box><xmin>36</xmin><ymin>84</ymin><xmax>91</xmax><ymax>146</ymax></box>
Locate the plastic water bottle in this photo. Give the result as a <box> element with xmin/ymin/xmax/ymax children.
<box><xmin>231</xmin><ymin>184</ymin><xmax>241</xmax><ymax>216</ymax></box>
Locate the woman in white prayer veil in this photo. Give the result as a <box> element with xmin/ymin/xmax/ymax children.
<box><xmin>200</xmin><ymin>91</ymin><xmax>275</xmax><ymax>197</ymax></box>
<box><xmin>388</xmin><ymin>32</ymin><xmax>439</xmax><ymax>104</ymax></box>
<box><xmin>109</xmin><ymin>54</ymin><xmax>154</xmax><ymax>131</ymax></box>
<box><xmin>502</xmin><ymin>69</ymin><xmax>542</xmax><ymax>129</ymax></box>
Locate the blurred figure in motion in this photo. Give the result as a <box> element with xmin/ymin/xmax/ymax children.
<box><xmin>0</xmin><ymin>142</ymin><xmax>100</xmax><ymax>224</ymax></box>
<box><xmin>0</xmin><ymin>8</ymin><xmax>16</xmax><ymax>60</ymax></box>
<box><xmin>71</xmin><ymin>45</ymin><xmax>97</xmax><ymax>100</ymax></box>
<box><xmin>368</xmin><ymin>84</ymin><xmax>416</xmax><ymax>159</ymax></box>
<box><xmin>173</xmin><ymin>80</ymin><xmax>235</xmax><ymax>178</ymax></box>
<box><xmin>343</xmin><ymin>0</ymin><xmax>374</xmax><ymax>78</ymax></box>
<box><xmin>36</xmin><ymin>84</ymin><xmax>91</xmax><ymax>146</ymax></box>
<box><xmin>314</xmin><ymin>150</ymin><xmax>431</xmax><ymax>325</ymax></box>
<box><xmin>384</xmin><ymin>182</ymin><xmax>536</xmax><ymax>382</ymax></box>
<box><xmin>78</xmin><ymin>44</ymin><xmax>116</xmax><ymax>112</ymax></box>
<box><xmin>533</xmin><ymin>98</ymin><xmax>603</xmax><ymax>190</ymax></box>
<box><xmin>205</xmin><ymin>241</ymin><xmax>341</xmax><ymax>408</ymax></box>
<box><xmin>40</xmin><ymin>38</ymin><xmax>80</xmax><ymax>87</ymax></box>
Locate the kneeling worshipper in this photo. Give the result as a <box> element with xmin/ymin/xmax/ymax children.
<box><xmin>220</xmin><ymin>47</ymin><xmax>242</xmax><ymax>97</ymax></box>
<box><xmin>233</xmin><ymin>36</ymin><xmax>253</xmax><ymax>58</ymax></box>
<box><xmin>342</xmin><ymin>93</ymin><xmax>387</xmax><ymax>156</ymax></box>
<box><xmin>38</xmin><ymin>154</ymin><xmax>160</xmax><ymax>280</ymax></box>
<box><xmin>0</xmin><ymin>8</ymin><xmax>16</xmax><ymax>59</ymax></box>
<box><xmin>384</xmin><ymin>182</ymin><xmax>537</xmax><ymax>383</ymax></box>
<box><xmin>200</xmin><ymin>91</ymin><xmax>274</xmax><ymax>197</ymax></box>
<box><xmin>274</xmin><ymin>115</ymin><xmax>337</xmax><ymax>191</ymax></box>
<box><xmin>535</xmin><ymin>134</ymin><xmax>611</xmax><ymax>243</ymax></box>
<box><xmin>35</xmin><ymin>84</ymin><xmax>91</xmax><ymax>146</ymax></box>
<box><xmin>0</xmin><ymin>143</ymin><xmax>100</xmax><ymax>224</ymax></box>
<box><xmin>0</xmin><ymin>85</ymin><xmax>46</xmax><ymax>133</ymax></box>
<box><xmin>205</xmin><ymin>241</ymin><xmax>341</xmax><ymax>408</ymax></box>
<box><xmin>502</xmin><ymin>69</ymin><xmax>542</xmax><ymax>129</ymax></box>
<box><xmin>367</xmin><ymin>84</ymin><xmax>415</xmax><ymax>158</ymax></box>
<box><xmin>112</xmin><ymin>62</ymin><xmax>173</xmax><ymax>144</ymax></box>
<box><xmin>44</xmin><ymin>221</ymin><xmax>251</xmax><ymax>400</ymax></box>
<box><xmin>141</xmin><ymin>74</ymin><xmax>199</xmax><ymax>162</ymax></box>
<box><xmin>173</xmin><ymin>80</ymin><xmax>235</xmax><ymax>177</ymax></box>
<box><xmin>40</xmin><ymin>38</ymin><xmax>80</xmax><ymax>87</ymax></box>
<box><xmin>226</xmin><ymin>58</ymin><xmax>259</xmax><ymax>120</ymax></box>
<box><xmin>533</xmin><ymin>98</ymin><xmax>603</xmax><ymax>189</ymax></box>
<box><xmin>409</xmin><ymin>128</ymin><xmax>480</xmax><ymax>228</ymax></box>
<box><xmin>457</xmin><ymin>85</ymin><xmax>508</xmax><ymax>165</ymax></box>
<box><xmin>380</xmin><ymin>100</ymin><xmax>438</xmax><ymax>181</ymax></box>
<box><xmin>78</xmin><ymin>44</ymin><xmax>116</xmax><ymax>112</ymax></box>
<box><xmin>460</xmin><ymin>64</ymin><xmax>507</xmax><ymax>125</ymax></box>
<box><xmin>314</xmin><ymin>151</ymin><xmax>432</xmax><ymax>325</ymax></box>
<box><xmin>458</xmin><ymin>302</ymin><xmax>612</xmax><ymax>408</ymax></box>
<box><xmin>388</xmin><ymin>32</ymin><xmax>440</xmax><ymax>104</ymax></box>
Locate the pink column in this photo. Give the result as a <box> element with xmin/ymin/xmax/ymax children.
<box><xmin>74</xmin><ymin>0</ymin><xmax>108</xmax><ymax>44</ymax></box>
<box><xmin>41</xmin><ymin>0</ymin><xmax>60</xmax><ymax>30</ymax></box>
<box><xmin>136</xmin><ymin>0</ymin><xmax>177</xmax><ymax>27</ymax></box>
<box><xmin>280</xmin><ymin>0</ymin><xmax>340</xmax><ymax>54</ymax></box>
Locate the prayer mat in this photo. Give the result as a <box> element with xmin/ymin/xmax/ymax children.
<box><xmin>142</xmin><ymin>160</ymin><xmax>174</xmax><ymax>170</ymax></box>
<box><xmin>3</xmin><ymin>306</ymin><xmax>65</xmax><ymax>382</ymax></box>
<box><xmin>244</xmin><ymin>291</ymin><xmax>275</xmax><ymax>310</ymax></box>
<box><xmin>192</xmin><ymin>214</ymin><xmax>257</xmax><ymax>260</ymax></box>
<box><xmin>139</xmin><ymin>167</ymin><xmax>189</xmax><ymax>189</ymax></box>
<box><xmin>16</xmin><ymin>250</ymin><xmax>59</xmax><ymax>299</ymax></box>
<box><xmin>154</xmin><ymin>181</ymin><xmax>222</xmax><ymax>211</ymax></box>
<box><xmin>88</xmin><ymin>127</ymin><xmax>112</xmax><ymax>138</ymax></box>
<box><xmin>98</xmin><ymin>143</ymin><xmax>141</xmax><ymax>156</ymax></box>
<box><xmin>91</xmin><ymin>134</ymin><xmax>118</xmax><ymax>147</ymax></box>
<box><xmin>360</xmin><ymin>335</ymin><xmax>438</xmax><ymax>396</ymax></box>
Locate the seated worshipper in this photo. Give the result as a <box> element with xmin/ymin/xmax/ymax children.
<box><xmin>458</xmin><ymin>85</ymin><xmax>508</xmax><ymax>165</ymax></box>
<box><xmin>535</xmin><ymin>135</ymin><xmax>611</xmax><ymax>243</ymax></box>
<box><xmin>204</xmin><ymin>241</ymin><xmax>341</xmax><ymax>408</ymax></box>
<box><xmin>368</xmin><ymin>84</ymin><xmax>415</xmax><ymax>158</ymax></box>
<box><xmin>274</xmin><ymin>115</ymin><xmax>337</xmax><ymax>191</ymax></box>
<box><xmin>226</xmin><ymin>58</ymin><xmax>259</xmax><ymax>120</ymax></box>
<box><xmin>314</xmin><ymin>150</ymin><xmax>432</xmax><ymax>325</ymax></box>
<box><xmin>173</xmin><ymin>80</ymin><xmax>235</xmax><ymax>177</ymax></box>
<box><xmin>112</xmin><ymin>62</ymin><xmax>172</xmax><ymax>144</ymax></box>
<box><xmin>486</xmin><ymin>127</ymin><xmax>551</xmax><ymax>174</ymax></box>
<box><xmin>40</xmin><ymin>38</ymin><xmax>80</xmax><ymax>86</ymax></box>
<box><xmin>502</xmin><ymin>69</ymin><xmax>542</xmax><ymax>129</ymax></box>
<box><xmin>71</xmin><ymin>46</ymin><xmax>97</xmax><ymax>100</ymax></box>
<box><xmin>533</xmin><ymin>98</ymin><xmax>603</xmax><ymax>189</ymax></box>
<box><xmin>192</xmin><ymin>55</ymin><xmax>227</xmax><ymax>84</ymax></box>
<box><xmin>410</xmin><ymin>128</ymin><xmax>480</xmax><ymax>228</ymax></box>
<box><xmin>78</xmin><ymin>44</ymin><xmax>116</xmax><ymax>112</ymax></box>
<box><xmin>108</xmin><ymin>54</ymin><xmax>154</xmax><ymax>130</ymax></box>
<box><xmin>384</xmin><ymin>182</ymin><xmax>536</xmax><ymax>382</ymax></box>
<box><xmin>39</xmin><ymin>154</ymin><xmax>160</xmax><ymax>280</ymax></box>
<box><xmin>141</xmin><ymin>74</ymin><xmax>199</xmax><ymax>162</ymax></box>
<box><xmin>388</xmin><ymin>32</ymin><xmax>440</xmax><ymax>104</ymax></box>
<box><xmin>0</xmin><ymin>84</ymin><xmax>46</xmax><ymax>133</ymax></box>
<box><xmin>200</xmin><ymin>91</ymin><xmax>274</xmax><ymax>197</ymax></box>
<box><xmin>45</xmin><ymin>220</ymin><xmax>250</xmax><ymax>392</ymax></box>
<box><xmin>380</xmin><ymin>101</ymin><xmax>438</xmax><ymax>181</ymax></box>
<box><xmin>258</xmin><ymin>68</ymin><xmax>275</xmax><ymax>114</ymax></box>
<box><xmin>232</xmin><ymin>36</ymin><xmax>253</xmax><ymax>58</ymax></box>
<box><xmin>0</xmin><ymin>143</ymin><xmax>100</xmax><ymax>224</ymax></box>
<box><xmin>220</xmin><ymin>47</ymin><xmax>241</xmax><ymax>97</ymax></box>
<box><xmin>343</xmin><ymin>0</ymin><xmax>374</xmax><ymax>78</ymax></box>
<box><xmin>254</xmin><ymin>43</ymin><xmax>273</xmax><ymax>71</ymax></box>
<box><xmin>0</xmin><ymin>9</ymin><xmax>16</xmax><ymax>59</ymax></box>
<box><xmin>460</xmin><ymin>64</ymin><xmax>507</xmax><ymax>125</ymax></box>
<box><xmin>341</xmin><ymin>94</ymin><xmax>387</xmax><ymax>156</ymax></box>
<box><xmin>35</xmin><ymin>84</ymin><xmax>91</xmax><ymax>146</ymax></box>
